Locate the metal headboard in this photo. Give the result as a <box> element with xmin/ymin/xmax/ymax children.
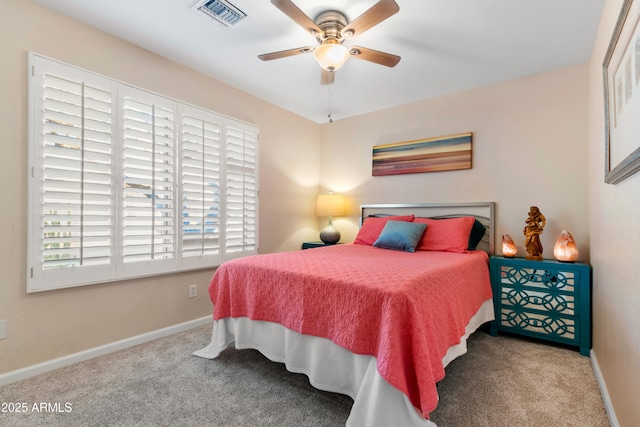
<box><xmin>360</xmin><ymin>202</ymin><xmax>496</xmax><ymax>255</ymax></box>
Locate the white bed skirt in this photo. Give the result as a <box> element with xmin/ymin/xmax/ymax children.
<box><xmin>194</xmin><ymin>298</ymin><xmax>494</xmax><ymax>427</ymax></box>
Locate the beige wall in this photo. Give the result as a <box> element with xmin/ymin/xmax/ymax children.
<box><xmin>588</xmin><ymin>0</ymin><xmax>640</xmax><ymax>425</ymax></box>
<box><xmin>0</xmin><ymin>0</ymin><xmax>320</xmax><ymax>374</ymax></box>
<box><xmin>319</xmin><ymin>64</ymin><xmax>590</xmax><ymax>262</ymax></box>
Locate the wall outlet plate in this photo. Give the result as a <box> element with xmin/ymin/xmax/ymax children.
<box><xmin>189</xmin><ymin>284</ymin><xmax>197</xmax><ymax>298</ymax></box>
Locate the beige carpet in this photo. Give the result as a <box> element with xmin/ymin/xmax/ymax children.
<box><xmin>0</xmin><ymin>324</ymin><xmax>609</xmax><ymax>426</ymax></box>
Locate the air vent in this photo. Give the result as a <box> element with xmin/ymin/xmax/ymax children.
<box><xmin>192</xmin><ymin>0</ymin><xmax>247</xmax><ymax>27</ymax></box>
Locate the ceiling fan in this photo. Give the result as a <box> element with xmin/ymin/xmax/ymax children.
<box><xmin>258</xmin><ymin>0</ymin><xmax>401</xmax><ymax>85</ymax></box>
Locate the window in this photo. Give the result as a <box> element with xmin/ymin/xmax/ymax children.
<box><xmin>28</xmin><ymin>53</ymin><xmax>259</xmax><ymax>292</ymax></box>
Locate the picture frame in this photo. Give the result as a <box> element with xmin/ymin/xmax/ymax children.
<box><xmin>603</xmin><ymin>0</ymin><xmax>640</xmax><ymax>184</ymax></box>
<box><xmin>372</xmin><ymin>132</ymin><xmax>472</xmax><ymax>176</ymax></box>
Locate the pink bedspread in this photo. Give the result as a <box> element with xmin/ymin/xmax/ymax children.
<box><xmin>208</xmin><ymin>244</ymin><xmax>492</xmax><ymax>418</ymax></box>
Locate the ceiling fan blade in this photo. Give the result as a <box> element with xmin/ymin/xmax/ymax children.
<box><xmin>258</xmin><ymin>47</ymin><xmax>314</xmax><ymax>61</ymax></box>
<box><xmin>349</xmin><ymin>46</ymin><xmax>400</xmax><ymax>67</ymax></box>
<box><xmin>341</xmin><ymin>0</ymin><xmax>399</xmax><ymax>39</ymax></box>
<box><xmin>271</xmin><ymin>0</ymin><xmax>322</xmax><ymax>36</ymax></box>
<box><xmin>321</xmin><ymin>69</ymin><xmax>335</xmax><ymax>85</ymax></box>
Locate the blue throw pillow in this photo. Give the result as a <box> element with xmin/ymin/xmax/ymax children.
<box><xmin>373</xmin><ymin>220</ymin><xmax>428</xmax><ymax>253</ymax></box>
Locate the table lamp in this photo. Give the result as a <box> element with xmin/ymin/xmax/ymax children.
<box><xmin>315</xmin><ymin>193</ymin><xmax>346</xmax><ymax>244</ymax></box>
<box><xmin>502</xmin><ymin>234</ymin><xmax>517</xmax><ymax>258</ymax></box>
<box><xmin>554</xmin><ymin>230</ymin><xmax>579</xmax><ymax>262</ymax></box>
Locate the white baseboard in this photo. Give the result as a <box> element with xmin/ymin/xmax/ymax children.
<box><xmin>0</xmin><ymin>316</ymin><xmax>212</xmax><ymax>386</ymax></box>
<box><xmin>590</xmin><ymin>349</ymin><xmax>620</xmax><ymax>427</ymax></box>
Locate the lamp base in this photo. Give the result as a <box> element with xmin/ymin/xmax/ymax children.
<box><xmin>319</xmin><ymin>224</ymin><xmax>340</xmax><ymax>245</ymax></box>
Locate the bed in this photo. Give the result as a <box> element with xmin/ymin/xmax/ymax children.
<box><xmin>194</xmin><ymin>202</ymin><xmax>496</xmax><ymax>426</ymax></box>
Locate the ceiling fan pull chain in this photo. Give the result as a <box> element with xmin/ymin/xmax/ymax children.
<box><xmin>328</xmin><ymin>86</ymin><xmax>333</xmax><ymax>123</ymax></box>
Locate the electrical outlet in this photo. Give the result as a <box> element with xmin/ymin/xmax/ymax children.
<box><xmin>0</xmin><ymin>320</ymin><xmax>6</xmax><ymax>340</ymax></box>
<box><xmin>189</xmin><ymin>284</ymin><xmax>197</xmax><ymax>298</ymax></box>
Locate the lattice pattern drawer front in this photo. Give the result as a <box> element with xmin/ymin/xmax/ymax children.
<box><xmin>500</xmin><ymin>286</ymin><xmax>575</xmax><ymax>316</ymax></box>
<box><xmin>499</xmin><ymin>266</ymin><xmax>575</xmax><ymax>294</ymax></box>
<box><xmin>489</xmin><ymin>256</ymin><xmax>592</xmax><ymax>356</ymax></box>
<box><xmin>500</xmin><ymin>308</ymin><xmax>576</xmax><ymax>340</ymax></box>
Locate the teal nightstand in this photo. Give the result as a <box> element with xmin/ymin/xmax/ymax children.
<box><xmin>489</xmin><ymin>256</ymin><xmax>592</xmax><ymax>356</ymax></box>
<box><xmin>301</xmin><ymin>241</ymin><xmax>338</xmax><ymax>249</ymax></box>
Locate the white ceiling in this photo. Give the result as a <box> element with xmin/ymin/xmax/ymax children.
<box><xmin>34</xmin><ymin>0</ymin><xmax>605</xmax><ymax>123</ymax></box>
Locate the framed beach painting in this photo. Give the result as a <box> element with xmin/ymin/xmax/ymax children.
<box><xmin>372</xmin><ymin>132</ymin><xmax>472</xmax><ymax>176</ymax></box>
<box><xmin>603</xmin><ymin>0</ymin><xmax>640</xmax><ymax>184</ymax></box>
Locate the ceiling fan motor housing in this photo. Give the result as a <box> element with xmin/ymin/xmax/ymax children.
<box><xmin>313</xmin><ymin>10</ymin><xmax>349</xmax><ymax>43</ymax></box>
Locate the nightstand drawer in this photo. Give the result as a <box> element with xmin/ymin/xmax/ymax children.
<box><xmin>499</xmin><ymin>307</ymin><xmax>576</xmax><ymax>341</ymax></box>
<box><xmin>500</xmin><ymin>285</ymin><xmax>575</xmax><ymax>316</ymax></box>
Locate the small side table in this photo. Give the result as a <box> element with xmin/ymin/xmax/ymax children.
<box><xmin>301</xmin><ymin>241</ymin><xmax>338</xmax><ymax>249</ymax></box>
<box><xmin>489</xmin><ymin>256</ymin><xmax>592</xmax><ymax>356</ymax></box>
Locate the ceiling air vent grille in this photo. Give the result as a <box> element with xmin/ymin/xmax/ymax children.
<box><xmin>192</xmin><ymin>0</ymin><xmax>247</xmax><ymax>27</ymax></box>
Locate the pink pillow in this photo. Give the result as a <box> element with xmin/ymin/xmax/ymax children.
<box><xmin>414</xmin><ymin>216</ymin><xmax>475</xmax><ymax>253</ymax></box>
<box><xmin>354</xmin><ymin>215</ymin><xmax>415</xmax><ymax>246</ymax></box>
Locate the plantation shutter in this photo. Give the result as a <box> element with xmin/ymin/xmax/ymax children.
<box><xmin>120</xmin><ymin>86</ymin><xmax>177</xmax><ymax>277</ymax></box>
<box><xmin>28</xmin><ymin>56</ymin><xmax>117</xmax><ymax>291</ymax></box>
<box><xmin>178</xmin><ymin>105</ymin><xmax>223</xmax><ymax>270</ymax></box>
<box><xmin>28</xmin><ymin>53</ymin><xmax>259</xmax><ymax>292</ymax></box>
<box><xmin>223</xmin><ymin>120</ymin><xmax>258</xmax><ymax>261</ymax></box>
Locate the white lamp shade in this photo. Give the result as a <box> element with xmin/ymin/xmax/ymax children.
<box><xmin>316</xmin><ymin>194</ymin><xmax>346</xmax><ymax>217</ymax></box>
<box><xmin>313</xmin><ymin>43</ymin><xmax>350</xmax><ymax>71</ymax></box>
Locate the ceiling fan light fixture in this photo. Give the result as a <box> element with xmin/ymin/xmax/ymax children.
<box><xmin>313</xmin><ymin>42</ymin><xmax>350</xmax><ymax>71</ymax></box>
<box><xmin>260</xmin><ymin>0</ymin><xmax>401</xmax><ymax>83</ymax></box>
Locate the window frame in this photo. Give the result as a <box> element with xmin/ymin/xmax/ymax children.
<box><xmin>27</xmin><ymin>53</ymin><xmax>259</xmax><ymax>292</ymax></box>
